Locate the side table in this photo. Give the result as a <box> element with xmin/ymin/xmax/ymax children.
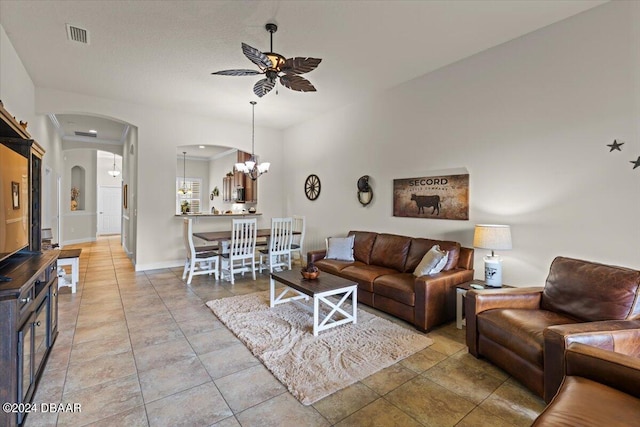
<box><xmin>456</xmin><ymin>280</ymin><xmax>514</xmax><ymax>329</ymax></box>
<box><xmin>57</xmin><ymin>248</ymin><xmax>82</xmax><ymax>293</ymax></box>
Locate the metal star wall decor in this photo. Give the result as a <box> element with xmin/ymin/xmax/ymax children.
<box><xmin>630</xmin><ymin>156</ymin><xmax>640</xmax><ymax>170</ymax></box>
<box><xmin>607</xmin><ymin>139</ymin><xmax>624</xmax><ymax>151</ymax></box>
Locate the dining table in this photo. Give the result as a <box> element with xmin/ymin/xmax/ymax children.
<box><xmin>192</xmin><ymin>229</ymin><xmax>300</xmax><ymax>243</ymax></box>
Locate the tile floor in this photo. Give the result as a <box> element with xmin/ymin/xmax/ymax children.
<box><xmin>25</xmin><ymin>236</ymin><xmax>545</xmax><ymax>427</ymax></box>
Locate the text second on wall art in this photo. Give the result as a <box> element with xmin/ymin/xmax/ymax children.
<box><xmin>393</xmin><ymin>173</ymin><xmax>469</xmax><ymax>220</ymax></box>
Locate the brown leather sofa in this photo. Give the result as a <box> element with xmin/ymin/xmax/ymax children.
<box><xmin>466</xmin><ymin>256</ymin><xmax>640</xmax><ymax>402</ymax></box>
<box><xmin>533</xmin><ymin>340</ymin><xmax>640</xmax><ymax>426</ymax></box>
<box><xmin>307</xmin><ymin>231</ymin><xmax>474</xmax><ymax>332</ymax></box>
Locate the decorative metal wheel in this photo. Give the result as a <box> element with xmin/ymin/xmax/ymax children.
<box><xmin>304</xmin><ymin>174</ymin><xmax>321</xmax><ymax>201</ymax></box>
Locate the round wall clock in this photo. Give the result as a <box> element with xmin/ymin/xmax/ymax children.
<box><xmin>304</xmin><ymin>174</ymin><xmax>321</xmax><ymax>200</ymax></box>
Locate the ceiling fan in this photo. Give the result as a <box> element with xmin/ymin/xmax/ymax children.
<box><xmin>211</xmin><ymin>23</ymin><xmax>322</xmax><ymax>97</ymax></box>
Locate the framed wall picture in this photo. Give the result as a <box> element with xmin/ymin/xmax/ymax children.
<box><xmin>393</xmin><ymin>173</ymin><xmax>469</xmax><ymax>220</ymax></box>
<box><xmin>11</xmin><ymin>181</ymin><xmax>20</xmax><ymax>209</ymax></box>
<box><xmin>123</xmin><ymin>184</ymin><xmax>128</xmax><ymax>209</ymax></box>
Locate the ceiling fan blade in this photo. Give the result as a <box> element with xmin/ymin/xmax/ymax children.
<box><xmin>281</xmin><ymin>57</ymin><xmax>322</xmax><ymax>74</ymax></box>
<box><xmin>211</xmin><ymin>69</ymin><xmax>261</xmax><ymax>76</ymax></box>
<box><xmin>280</xmin><ymin>74</ymin><xmax>317</xmax><ymax>92</ymax></box>
<box><xmin>242</xmin><ymin>43</ymin><xmax>272</xmax><ymax>70</ymax></box>
<box><xmin>253</xmin><ymin>78</ymin><xmax>275</xmax><ymax>97</ymax></box>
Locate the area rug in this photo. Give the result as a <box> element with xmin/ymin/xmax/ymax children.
<box><xmin>206</xmin><ymin>291</ymin><xmax>433</xmax><ymax>405</ymax></box>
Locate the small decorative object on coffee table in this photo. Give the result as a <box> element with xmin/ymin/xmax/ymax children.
<box><xmin>301</xmin><ymin>262</ymin><xmax>319</xmax><ymax>279</ymax></box>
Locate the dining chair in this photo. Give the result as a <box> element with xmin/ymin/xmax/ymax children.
<box><xmin>221</xmin><ymin>218</ymin><xmax>258</xmax><ymax>284</ymax></box>
<box><xmin>182</xmin><ymin>218</ymin><xmax>219</xmax><ymax>285</ymax></box>
<box><xmin>259</xmin><ymin>217</ymin><xmax>293</xmax><ymax>273</ymax></box>
<box><xmin>290</xmin><ymin>215</ymin><xmax>306</xmax><ymax>262</ymax></box>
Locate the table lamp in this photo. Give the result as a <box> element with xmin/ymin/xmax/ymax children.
<box><xmin>473</xmin><ymin>224</ymin><xmax>512</xmax><ymax>287</ymax></box>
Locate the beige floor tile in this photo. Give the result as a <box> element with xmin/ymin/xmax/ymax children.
<box><xmin>199</xmin><ymin>343</ymin><xmax>259</xmax><ymax>379</ymax></box>
<box><xmin>138</xmin><ymin>355</ymin><xmax>210</xmax><ymax>403</ymax></box>
<box><xmin>133</xmin><ymin>337</ymin><xmax>197</xmax><ymax>373</ymax></box>
<box><xmin>385</xmin><ymin>376</ymin><xmax>475</xmax><ymax>426</ymax></box>
<box><xmin>457</xmin><ymin>406</ymin><xmax>521</xmax><ymax>427</ymax></box>
<box><xmin>479</xmin><ymin>378</ymin><xmax>546</xmax><ymax>427</ymax></box>
<box><xmin>65</xmin><ymin>350</ymin><xmax>137</xmax><ymax>393</ymax></box>
<box><xmin>70</xmin><ymin>335</ymin><xmax>132</xmax><ymax>365</ymax></box>
<box><xmin>72</xmin><ymin>321</ymin><xmax>129</xmax><ymax>344</ymax></box>
<box><xmin>235</xmin><ymin>393</ymin><xmax>330</xmax><ymax>427</ymax></box>
<box><xmin>145</xmin><ymin>382</ymin><xmax>232</xmax><ymax>427</ymax></box>
<box><xmin>360</xmin><ymin>363</ymin><xmax>418</xmax><ymax>395</ymax></box>
<box><xmin>335</xmin><ymin>398</ymin><xmax>423</xmax><ymax>427</ymax></box>
<box><xmin>312</xmin><ymin>382</ymin><xmax>379</xmax><ymax>424</ymax></box>
<box><xmin>57</xmin><ymin>374</ymin><xmax>143</xmax><ymax>426</ymax></box>
<box><xmin>82</xmin><ymin>405</ymin><xmax>149</xmax><ymax>427</ymax></box>
<box><xmin>214</xmin><ymin>364</ymin><xmax>286</xmax><ymax>413</ymax></box>
<box><xmin>399</xmin><ymin>346</ymin><xmax>448</xmax><ymax>373</ymax></box>
<box><xmin>129</xmin><ymin>321</ymin><xmax>185</xmax><ymax>350</ymax></box>
<box><xmin>422</xmin><ymin>356</ymin><xmax>505</xmax><ymax>404</ymax></box>
<box><xmin>177</xmin><ymin>314</ymin><xmax>223</xmax><ymax>336</ymax></box>
<box><xmin>209</xmin><ymin>416</ymin><xmax>241</xmax><ymax>427</ymax></box>
<box><xmin>187</xmin><ymin>327</ymin><xmax>238</xmax><ymax>355</ymax></box>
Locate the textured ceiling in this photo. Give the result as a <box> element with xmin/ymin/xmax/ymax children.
<box><xmin>1</xmin><ymin>1</ymin><xmax>606</xmax><ymax>133</ymax></box>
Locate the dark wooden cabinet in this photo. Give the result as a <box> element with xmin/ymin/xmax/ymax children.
<box><xmin>221</xmin><ymin>151</ymin><xmax>258</xmax><ymax>203</ymax></box>
<box><xmin>0</xmin><ymin>101</ymin><xmax>56</xmax><ymax>426</ymax></box>
<box><xmin>1</xmin><ymin>252</ymin><xmax>59</xmax><ymax>427</ymax></box>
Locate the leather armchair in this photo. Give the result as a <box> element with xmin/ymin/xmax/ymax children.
<box><xmin>533</xmin><ymin>341</ymin><xmax>640</xmax><ymax>426</ymax></box>
<box><xmin>465</xmin><ymin>256</ymin><xmax>640</xmax><ymax>402</ymax></box>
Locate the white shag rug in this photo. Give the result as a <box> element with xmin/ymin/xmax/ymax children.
<box><xmin>206</xmin><ymin>291</ymin><xmax>433</xmax><ymax>405</ymax></box>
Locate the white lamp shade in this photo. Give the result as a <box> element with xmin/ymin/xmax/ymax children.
<box><xmin>258</xmin><ymin>162</ymin><xmax>270</xmax><ymax>173</ymax></box>
<box><xmin>473</xmin><ymin>224</ymin><xmax>512</xmax><ymax>251</ymax></box>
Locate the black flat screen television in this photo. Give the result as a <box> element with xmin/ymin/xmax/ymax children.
<box><xmin>0</xmin><ymin>143</ymin><xmax>29</xmax><ymax>263</ymax></box>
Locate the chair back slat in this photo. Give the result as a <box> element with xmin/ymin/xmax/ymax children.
<box><xmin>269</xmin><ymin>217</ymin><xmax>293</xmax><ymax>255</ymax></box>
<box><xmin>230</xmin><ymin>218</ymin><xmax>257</xmax><ymax>257</ymax></box>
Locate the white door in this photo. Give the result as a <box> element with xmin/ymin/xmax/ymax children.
<box><xmin>98</xmin><ymin>186</ymin><xmax>122</xmax><ymax>235</ymax></box>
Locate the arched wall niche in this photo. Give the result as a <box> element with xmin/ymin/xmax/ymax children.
<box><xmin>70</xmin><ymin>165</ymin><xmax>85</xmax><ymax>211</ymax></box>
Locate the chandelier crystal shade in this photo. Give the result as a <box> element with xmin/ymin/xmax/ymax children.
<box><xmin>107</xmin><ymin>153</ymin><xmax>120</xmax><ymax>177</ymax></box>
<box><xmin>235</xmin><ymin>101</ymin><xmax>270</xmax><ymax>180</ymax></box>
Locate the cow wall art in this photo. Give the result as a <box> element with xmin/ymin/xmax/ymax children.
<box><xmin>393</xmin><ymin>173</ymin><xmax>469</xmax><ymax>220</ymax></box>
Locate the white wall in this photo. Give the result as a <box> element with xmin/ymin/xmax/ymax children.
<box><xmin>35</xmin><ymin>88</ymin><xmax>285</xmax><ymax>270</ymax></box>
<box><xmin>283</xmin><ymin>2</ymin><xmax>640</xmax><ymax>286</ymax></box>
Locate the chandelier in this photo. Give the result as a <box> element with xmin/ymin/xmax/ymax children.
<box><xmin>235</xmin><ymin>101</ymin><xmax>270</xmax><ymax>180</ymax></box>
<box><xmin>107</xmin><ymin>153</ymin><xmax>120</xmax><ymax>177</ymax></box>
<box><xmin>178</xmin><ymin>151</ymin><xmax>192</xmax><ymax>195</ymax></box>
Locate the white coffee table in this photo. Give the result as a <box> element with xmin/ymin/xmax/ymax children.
<box><xmin>270</xmin><ymin>270</ymin><xmax>358</xmax><ymax>336</ymax></box>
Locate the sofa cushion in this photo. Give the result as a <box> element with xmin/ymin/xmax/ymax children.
<box><xmin>341</xmin><ymin>264</ymin><xmax>399</xmax><ymax>292</ymax></box>
<box><xmin>315</xmin><ymin>259</ymin><xmax>359</xmax><ymax>274</ymax></box>
<box><xmin>479</xmin><ymin>309</ymin><xmax>577</xmax><ymax>367</ymax></box>
<box><xmin>413</xmin><ymin>245</ymin><xmax>448</xmax><ymax>277</ymax></box>
<box><xmin>347</xmin><ymin>231</ymin><xmax>378</xmax><ymax>264</ymax></box>
<box><xmin>325</xmin><ymin>235</ymin><xmax>355</xmax><ymax>261</ymax></box>
<box><xmin>373</xmin><ymin>273</ymin><xmax>416</xmax><ymax>306</ymax></box>
<box><xmin>541</xmin><ymin>257</ymin><xmax>640</xmax><ymax>322</ymax></box>
<box><xmin>369</xmin><ymin>233</ymin><xmax>412</xmax><ymax>272</ymax></box>
<box><xmin>404</xmin><ymin>238</ymin><xmax>461</xmax><ymax>273</ymax></box>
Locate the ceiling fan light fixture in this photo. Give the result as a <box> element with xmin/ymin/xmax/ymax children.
<box><xmin>211</xmin><ymin>22</ymin><xmax>321</xmax><ymax>97</ymax></box>
<box><xmin>265</xmin><ymin>53</ymin><xmax>286</xmax><ymax>71</ymax></box>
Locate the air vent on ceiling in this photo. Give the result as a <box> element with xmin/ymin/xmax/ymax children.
<box><xmin>66</xmin><ymin>24</ymin><xmax>90</xmax><ymax>44</ymax></box>
<box><xmin>75</xmin><ymin>131</ymin><xmax>97</xmax><ymax>138</ymax></box>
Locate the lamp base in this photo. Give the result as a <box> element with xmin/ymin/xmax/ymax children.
<box><xmin>483</xmin><ymin>255</ymin><xmax>503</xmax><ymax>287</ymax></box>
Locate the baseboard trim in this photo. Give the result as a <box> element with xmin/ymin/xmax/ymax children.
<box><xmin>135</xmin><ymin>259</ymin><xmax>184</xmax><ymax>272</ymax></box>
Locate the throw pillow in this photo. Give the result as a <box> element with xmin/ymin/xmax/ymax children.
<box><xmin>413</xmin><ymin>245</ymin><xmax>448</xmax><ymax>277</ymax></box>
<box><xmin>325</xmin><ymin>235</ymin><xmax>355</xmax><ymax>261</ymax></box>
